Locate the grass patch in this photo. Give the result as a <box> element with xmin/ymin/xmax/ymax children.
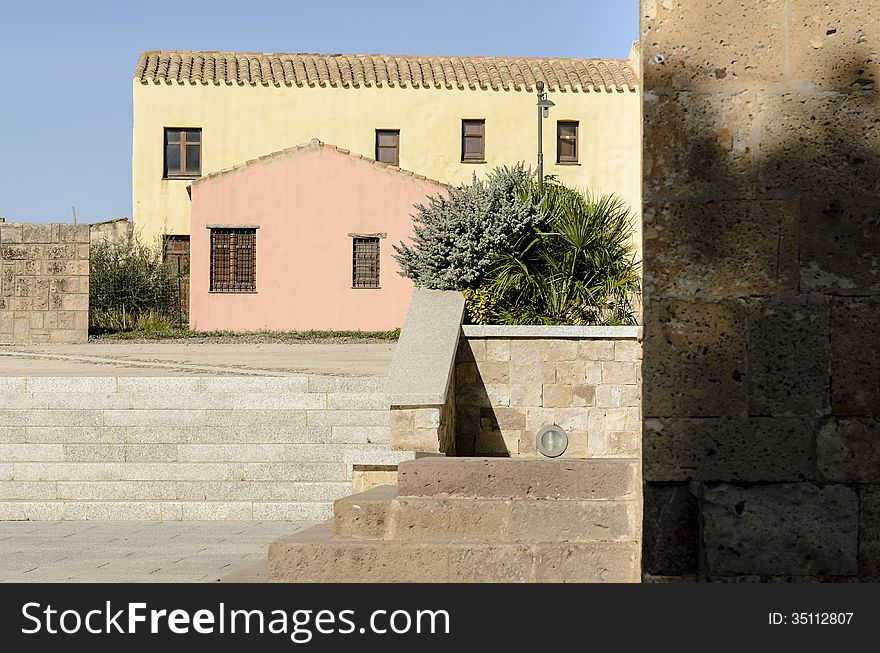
<box><xmin>90</xmin><ymin>327</ymin><xmax>401</xmax><ymax>341</ymax></box>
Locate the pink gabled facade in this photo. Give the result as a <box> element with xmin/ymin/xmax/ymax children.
<box><xmin>188</xmin><ymin>139</ymin><xmax>444</xmax><ymax>332</ymax></box>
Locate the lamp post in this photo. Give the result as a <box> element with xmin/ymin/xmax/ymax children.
<box><xmin>536</xmin><ymin>80</ymin><xmax>555</xmax><ymax>194</ymax></box>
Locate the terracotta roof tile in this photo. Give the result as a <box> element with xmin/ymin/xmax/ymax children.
<box><xmin>135</xmin><ymin>50</ymin><xmax>638</xmax><ymax>92</ymax></box>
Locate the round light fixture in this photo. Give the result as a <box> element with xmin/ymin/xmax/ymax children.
<box><xmin>536</xmin><ymin>425</ymin><xmax>568</xmax><ymax>458</ymax></box>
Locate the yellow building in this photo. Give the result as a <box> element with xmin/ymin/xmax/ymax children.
<box><xmin>132</xmin><ymin>46</ymin><xmax>641</xmax><ymax>254</ymax></box>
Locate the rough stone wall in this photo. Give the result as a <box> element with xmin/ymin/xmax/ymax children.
<box><xmin>0</xmin><ymin>375</ymin><xmax>405</xmax><ymax>521</ymax></box>
<box><xmin>389</xmin><ymin>385</ymin><xmax>457</xmax><ymax>456</ymax></box>
<box><xmin>642</xmin><ymin>0</ymin><xmax>879</xmax><ymax>580</ymax></box>
<box><xmin>89</xmin><ymin>218</ymin><xmax>133</xmax><ymax>245</ymax></box>
<box><xmin>455</xmin><ymin>336</ymin><xmax>641</xmax><ymax>458</ymax></box>
<box><xmin>0</xmin><ymin>223</ymin><xmax>89</xmax><ymax>344</ymax></box>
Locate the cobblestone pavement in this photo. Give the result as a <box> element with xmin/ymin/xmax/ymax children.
<box><xmin>0</xmin><ymin>521</ymin><xmax>311</xmax><ymax>582</ymax></box>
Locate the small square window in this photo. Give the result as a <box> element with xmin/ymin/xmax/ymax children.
<box><xmin>352</xmin><ymin>237</ymin><xmax>380</xmax><ymax>288</ymax></box>
<box><xmin>164</xmin><ymin>128</ymin><xmax>201</xmax><ymax>178</ymax></box>
<box><xmin>210</xmin><ymin>228</ymin><xmax>256</xmax><ymax>292</ymax></box>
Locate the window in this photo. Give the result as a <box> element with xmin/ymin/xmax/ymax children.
<box><xmin>375</xmin><ymin>130</ymin><xmax>400</xmax><ymax>166</ymax></box>
<box><xmin>164</xmin><ymin>128</ymin><xmax>201</xmax><ymax>178</ymax></box>
<box><xmin>352</xmin><ymin>237</ymin><xmax>380</xmax><ymax>288</ymax></box>
<box><xmin>557</xmin><ymin>121</ymin><xmax>578</xmax><ymax>163</ymax></box>
<box><xmin>210</xmin><ymin>228</ymin><xmax>256</xmax><ymax>292</ymax></box>
<box><xmin>461</xmin><ymin>119</ymin><xmax>485</xmax><ymax>162</ymax></box>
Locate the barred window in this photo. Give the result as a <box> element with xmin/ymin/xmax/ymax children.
<box><xmin>352</xmin><ymin>237</ymin><xmax>380</xmax><ymax>288</ymax></box>
<box><xmin>210</xmin><ymin>228</ymin><xmax>256</xmax><ymax>292</ymax></box>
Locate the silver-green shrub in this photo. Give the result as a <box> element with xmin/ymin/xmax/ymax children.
<box><xmin>393</xmin><ymin>164</ymin><xmax>541</xmax><ymax>290</ymax></box>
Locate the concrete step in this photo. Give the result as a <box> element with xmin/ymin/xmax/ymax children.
<box><xmin>397</xmin><ymin>457</ymin><xmax>639</xmax><ymax>500</ymax></box>
<box><xmin>268</xmin><ymin>521</ymin><xmax>639</xmax><ymax>582</ymax></box>
<box><xmin>333</xmin><ymin>486</ymin><xmax>637</xmax><ymax>543</ymax></box>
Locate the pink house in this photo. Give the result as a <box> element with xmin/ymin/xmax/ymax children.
<box><xmin>188</xmin><ymin>139</ymin><xmax>445</xmax><ymax>332</ymax></box>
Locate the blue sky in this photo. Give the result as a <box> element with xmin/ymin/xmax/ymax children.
<box><xmin>0</xmin><ymin>0</ymin><xmax>638</xmax><ymax>223</ymax></box>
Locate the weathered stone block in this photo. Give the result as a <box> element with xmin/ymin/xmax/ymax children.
<box><xmin>702</xmin><ymin>483</ymin><xmax>858</xmax><ymax>576</ymax></box>
<box><xmin>645</xmin><ymin>417</ymin><xmax>814</xmax><ymax>482</ymax></box>
<box><xmin>508</xmin><ymin>383</ymin><xmax>540</xmax><ymax>407</ymax></box>
<box><xmin>542</xmin><ymin>384</ymin><xmax>573</xmax><ymax>408</ymax></box>
<box><xmin>644</xmin><ymin>298</ymin><xmax>747</xmax><ymax>417</ymax></box>
<box><xmin>507</xmin><ymin>500</ymin><xmax>636</xmax><ymax>542</ymax></box>
<box><xmin>21</xmin><ymin>223</ymin><xmax>53</xmax><ymax>243</ymax></box>
<box><xmin>571</xmin><ymin>384</ymin><xmax>596</xmax><ymax>407</ymax></box>
<box><xmin>800</xmin><ymin>201</ymin><xmax>880</xmax><ymax>295</ymax></box>
<box><xmin>746</xmin><ymin>294</ymin><xmax>830</xmax><ymax>416</ymax></box>
<box><xmin>758</xmin><ymin>92</ymin><xmax>880</xmax><ymax>197</ymax></box>
<box><xmin>485</xmin><ymin>339</ymin><xmax>510</xmax><ymax>362</ymax></box>
<box><xmin>642</xmin><ymin>0</ymin><xmax>787</xmax><ymax>89</ymax></box>
<box><xmin>859</xmin><ymin>485</ymin><xmax>880</xmax><ymax>576</ymax></box>
<box><xmin>0</xmin><ymin>225</ymin><xmax>22</xmax><ymax>243</ymax></box>
<box><xmin>474</xmin><ymin>361</ymin><xmax>509</xmax><ymax>384</ymax></box>
<box><xmin>334</xmin><ymin>486</ymin><xmax>393</xmax><ymax>539</ymax></box>
<box><xmin>541</xmin><ymin>339</ymin><xmax>579</xmax><ymax>362</ymax></box>
<box><xmin>447</xmin><ymin>544</ymin><xmax>533</xmax><ymax>582</ymax></box>
<box><xmin>643</xmin><ymin>91</ymin><xmax>758</xmax><ymax>200</ymax></box>
<box><xmin>508</xmin><ymin>340</ymin><xmax>543</xmax><ymax>383</ymax></box>
<box><xmin>644</xmin><ymin>201</ymin><xmax>797</xmax><ymax>297</ymax></box>
<box><xmin>608</xmin><ymin>430</ymin><xmax>640</xmax><ymax>456</ymax></box>
<box><xmin>831</xmin><ymin>297</ymin><xmax>880</xmax><ymax>416</ymax></box>
<box><xmin>789</xmin><ymin>1</ymin><xmax>880</xmax><ymax>90</ymax></box>
<box><xmin>532</xmin><ymin>542</ymin><xmax>639</xmax><ymax>582</ymax></box>
<box><xmin>817</xmin><ymin>418</ymin><xmax>880</xmax><ymax>482</ymax></box>
<box><xmin>397</xmin><ymin>457</ymin><xmax>639</xmax><ymax>500</ymax></box>
<box><xmin>555</xmin><ymin>361</ymin><xmax>586</xmax><ymax>385</ymax></box>
<box><xmin>614</xmin><ymin>340</ymin><xmax>642</xmax><ymax>362</ymax></box>
<box><xmin>643</xmin><ymin>483</ymin><xmax>700</xmax><ymax>576</ymax></box>
<box><xmin>602</xmin><ymin>361</ymin><xmax>639</xmax><ymax>385</ymax></box>
<box><xmin>579</xmin><ymin>340</ymin><xmax>614</xmax><ymax>361</ymax></box>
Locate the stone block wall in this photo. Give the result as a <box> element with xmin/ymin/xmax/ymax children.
<box><xmin>642</xmin><ymin>0</ymin><xmax>879</xmax><ymax>580</ymax></box>
<box><xmin>454</xmin><ymin>327</ymin><xmax>641</xmax><ymax>458</ymax></box>
<box><xmin>0</xmin><ymin>375</ymin><xmax>408</xmax><ymax>521</ymax></box>
<box><xmin>0</xmin><ymin>223</ymin><xmax>89</xmax><ymax>344</ymax></box>
<box><xmin>389</xmin><ymin>387</ymin><xmax>457</xmax><ymax>455</ymax></box>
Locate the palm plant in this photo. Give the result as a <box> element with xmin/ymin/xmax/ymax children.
<box><xmin>474</xmin><ymin>182</ymin><xmax>641</xmax><ymax>325</ymax></box>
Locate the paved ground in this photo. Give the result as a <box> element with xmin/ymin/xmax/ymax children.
<box><xmin>0</xmin><ymin>342</ymin><xmax>395</xmax><ymax>377</ymax></box>
<box><xmin>0</xmin><ymin>521</ymin><xmax>311</xmax><ymax>582</ymax></box>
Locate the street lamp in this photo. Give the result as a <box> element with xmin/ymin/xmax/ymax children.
<box><xmin>536</xmin><ymin>80</ymin><xmax>555</xmax><ymax>193</ymax></box>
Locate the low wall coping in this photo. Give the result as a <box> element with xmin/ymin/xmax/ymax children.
<box><xmin>387</xmin><ymin>288</ymin><xmax>465</xmax><ymax>406</ymax></box>
<box><xmin>461</xmin><ymin>325</ymin><xmax>642</xmax><ymax>339</ymax></box>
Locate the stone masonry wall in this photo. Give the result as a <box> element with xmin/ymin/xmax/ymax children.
<box><xmin>389</xmin><ymin>386</ymin><xmax>457</xmax><ymax>455</ymax></box>
<box><xmin>642</xmin><ymin>0</ymin><xmax>879</xmax><ymax>580</ymax></box>
<box><xmin>455</xmin><ymin>334</ymin><xmax>641</xmax><ymax>458</ymax></box>
<box><xmin>0</xmin><ymin>375</ymin><xmax>405</xmax><ymax>521</ymax></box>
<box><xmin>0</xmin><ymin>223</ymin><xmax>89</xmax><ymax>344</ymax></box>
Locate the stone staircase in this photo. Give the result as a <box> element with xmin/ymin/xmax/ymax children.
<box><xmin>268</xmin><ymin>457</ymin><xmax>641</xmax><ymax>582</ymax></box>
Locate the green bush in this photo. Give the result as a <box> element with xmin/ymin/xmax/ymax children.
<box><xmin>89</xmin><ymin>234</ymin><xmax>179</xmax><ymax>332</ymax></box>
<box><xmin>393</xmin><ymin>164</ymin><xmax>542</xmax><ymax>290</ymax></box>
<box><xmin>475</xmin><ymin>182</ymin><xmax>641</xmax><ymax>325</ymax></box>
